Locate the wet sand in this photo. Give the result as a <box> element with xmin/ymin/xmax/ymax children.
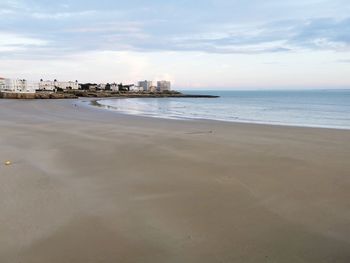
<box><xmin>0</xmin><ymin>99</ymin><xmax>349</xmax><ymax>263</ymax></box>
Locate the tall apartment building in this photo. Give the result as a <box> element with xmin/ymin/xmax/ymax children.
<box><xmin>157</xmin><ymin>81</ymin><xmax>171</xmax><ymax>92</ymax></box>
<box><xmin>138</xmin><ymin>80</ymin><xmax>153</xmax><ymax>92</ymax></box>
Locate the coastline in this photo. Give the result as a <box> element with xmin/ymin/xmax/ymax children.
<box><xmin>0</xmin><ymin>90</ymin><xmax>219</xmax><ymax>100</ymax></box>
<box><xmin>1</xmin><ymin>99</ymin><xmax>350</xmax><ymax>263</ymax></box>
<box><xmin>90</xmin><ymin>97</ymin><xmax>350</xmax><ymax>131</ymax></box>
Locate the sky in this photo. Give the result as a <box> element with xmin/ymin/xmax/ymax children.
<box><xmin>0</xmin><ymin>0</ymin><xmax>350</xmax><ymax>89</ymax></box>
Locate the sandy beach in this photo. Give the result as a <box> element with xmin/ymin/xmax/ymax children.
<box><xmin>0</xmin><ymin>98</ymin><xmax>349</xmax><ymax>263</ymax></box>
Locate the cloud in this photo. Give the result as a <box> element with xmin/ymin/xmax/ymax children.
<box><xmin>0</xmin><ymin>9</ymin><xmax>15</xmax><ymax>15</ymax></box>
<box><xmin>288</xmin><ymin>18</ymin><xmax>350</xmax><ymax>51</ymax></box>
<box><xmin>337</xmin><ymin>59</ymin><xmax>350</xmax><ymax>63</ymax></box>
<box><xmin>0</xmin><ymin>32</ymin><xmax>48</xmax><ymax>52</ymax></box>
<box><xmin>155</xmin><ymin>17</ymin><xmax>350</xmax><ymax>54</ymax></box>
<box><xmin>67</xmin><ymin>21</ymin><xmax>143</xmax><ymax>33</ymax></box>
<box><xmin>61</xmin><ymin>17</ymin><xmax>350</xmax><ymax>55</ymax></box>
<box><xmin>0</xmin><ymin>0</ymin><xmax>350</xmax><ymax>58</ymax></box>
<box><xmin>31</xmin><ymin>10</ymin><xmax>96</xmax><ymax>20</ymax></box>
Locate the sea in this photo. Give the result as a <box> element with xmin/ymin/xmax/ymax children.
<box><xmin>96</xmin><ymin>89</ymin><xmax>350</xmax><ymax>130</ymax></box>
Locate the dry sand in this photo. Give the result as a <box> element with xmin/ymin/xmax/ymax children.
<box><xmin>0</xmin><ymin>99</ymin><xmax>349</xmax><ymax>263</ymax></box>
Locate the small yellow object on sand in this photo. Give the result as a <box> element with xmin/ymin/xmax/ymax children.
<box><xmin>4</xmin><ymin>161</ymin><xmax>12</xmax><ymax>165</ymax></box>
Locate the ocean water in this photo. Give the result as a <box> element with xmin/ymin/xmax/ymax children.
<box><xmin>96</xmin><ymin>90</ymin><xmax>350</xmax><ymax>129</ymax></box>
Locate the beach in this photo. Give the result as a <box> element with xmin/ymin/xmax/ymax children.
<box><xmin>0</xmin><ymin>99</ymin><xmax>350</xmax><ymax>263</ymax></box>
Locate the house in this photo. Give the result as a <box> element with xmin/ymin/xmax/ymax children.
<box><xmin>130</xmin><ymin>86</ymin><xmax>143</xmax><ymax>92</ymax></box>
<box><xmin>101</xmin><ymin>83</ymin><xmax>118</xmax><ymax>91</ymax></box>
<box><xmin>118</xmin><ymin>83</ymin><xmax>134</xmax><ymax>92</ymax></box>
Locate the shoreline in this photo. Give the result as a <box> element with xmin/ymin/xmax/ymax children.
<box><xmin>1</xmin><ymin>99</ymin><xmax>350</xmax><ymax>263</ymax></box>
<box><xmin>0</xmin><ymin>90</ymin><xmax>219</xmax><ymax>99</ymax></box>
<box><xmin>89</xmin><ymin>97</ymin><xmax>350</xmax><ymax>131</ymax></box>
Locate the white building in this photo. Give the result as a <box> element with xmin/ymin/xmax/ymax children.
<box><xmin>130</xmin><ymin>86</ymin><xmax>141</xmax><ymax>92</ymax></box>
<box><xmin>110</xmin><ymin>83</ymin><xmax>119</xmax><ymax>91</ymax></box>
<box><xmin>57</xmin><ymin>80</ymin><xmax>79</xmax><ymax>90</ymax></box>
<box><xmin>0</xmin><ymin>78</ymin><xmax>36</xmax><ymax>93</ymax></box>
<box><xmin>39</xmin><ymin>80</ymin><xmax>79</xmax><ymax>91</ymax></box>
<box><xmin>138</xmin><ymin>80</ymin><xmax>153</xmax><ymax>92</ymax></box>
<box><xmin>157</xmin><ymin>81</ymin><xmax>171</xmax><ymax>92</ymax></box>
<box><xmin>38</xmin><ymin>80</ymin><xmax>55</xmax><ymax>91</ymax></box>
<box><xmin>103</xmin><ymin>83</ymin><xmax>119</xmax><ymax>91</ymax></box>
<box><xmin>0</xmin><ymin>77</ymin><xmax>6</xmax><ymax>90</ymax></box>
<box><xmin>98</xmin><ymin>83</ymin><xmax>106</xmax><ymax>90</ymax></box>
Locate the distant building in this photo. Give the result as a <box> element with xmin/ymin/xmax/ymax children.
<box><xmin>149</xmin><ymin>86</ymin><xmax>157</xmax><ymax>93</ymax></box>
<box><xmin>157</xmin><ymin>81</ymin><xmax>171</xmax><ymax>92</ymax></box>
<box><xmin>57</xmin><ymin>80</ymin><xmax>79</xmax><ymax>90</ymax></box>
<box><xmin>138</xmin><ymin>80</ymin><xmax>153</xmax><ymax>92</ymax></box>
<box><xmin>98</xmin><ymin>83</ymin><xmax>106</xmax><ymax>90</ymax></box>
<box><xmin>38</xmin><ymin>80</ymin><xmax>55</xmax><ymax>91</ymax></box>
<box><xmin>130</xmin><ymin>86</ymin><xmax>142</xmax><ymax>92</ymax></box>
<box><xmin>118</xmin><ymin>83</ymin><xmax>134</xmax><ymax>92</ymax></box>
<box><xmin>80</xmin><ymin>83</ymin><xmax>98</xmax><ymax>90</ymax></box>
<box><xmin>0</xmin><ymin>77</ymin><xmax>36</xmax><ymax>93</ymax></box>
<box><xmin>0</xmin><ymin>77</ymin><xmax>6</xmax><ymax>90</ymax></box>
<box><xmin>110</xmin><ymin>83</ymin><xmax>119</xmax><ymax>91</ymax></box>
<box><xmin>39</xmin><ymin>79</ymin><xmax>79</xmax><ymax>91</ymax></box>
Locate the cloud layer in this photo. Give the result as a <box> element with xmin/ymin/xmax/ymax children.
<box><xmin>1</xmin><ymin>0</ymin><xmax>350</xmax><ymax>58</ymax></box>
